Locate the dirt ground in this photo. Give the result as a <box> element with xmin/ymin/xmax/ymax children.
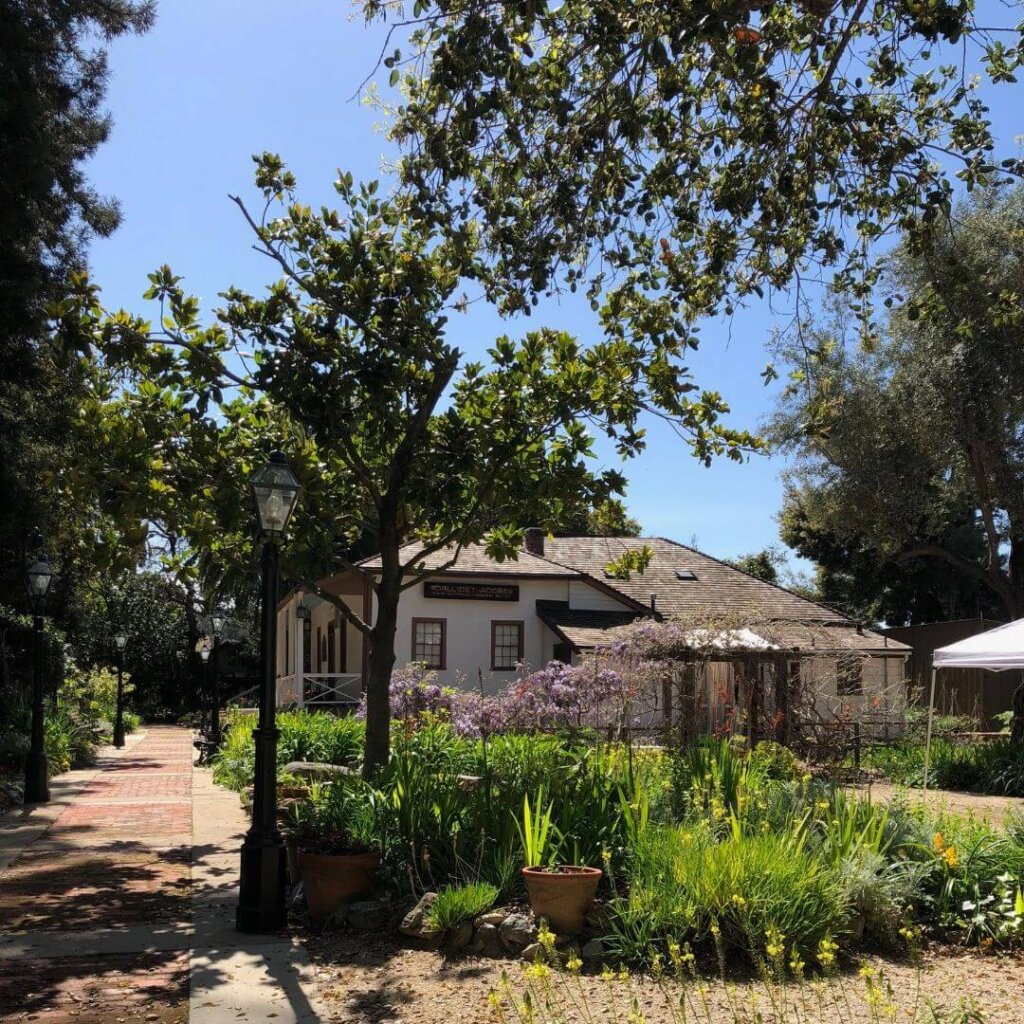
<box><xmin>849</xmin><ymin>780</ymin><xmax>1024</xmax><ymax>824</ymax></box>
<box><xmin>306</xmin><ymin>933</ymin><xmax>1024</xmax><ymax>1024</ymax></box>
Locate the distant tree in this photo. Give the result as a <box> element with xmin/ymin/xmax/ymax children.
<box><xmin>772</xmin><ymin>186</ymin><xmax>1024</xmax><ymax>622</ymax></box>
<box><xmin>69</xmin><ymin>157</ymin><xmax>757</xmax><ymax>774</ymax></box>
<box><xmin>560</xmin><ymin>499</ymin><xmax>642</xmax><ymax>538</ymax></box>
<box><xmin>726</xmin><ymin>547</ymin><xmax>784</xmax><ymax>585</ymax></box>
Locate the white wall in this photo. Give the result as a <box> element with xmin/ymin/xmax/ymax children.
<box><xmin>372</xmin><ymin>576</ymin><xmax>573</xmax><ymax>692</ymax></box>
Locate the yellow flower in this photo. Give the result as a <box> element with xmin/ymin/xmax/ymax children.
<box><xmin>566</xmin><ymin>953</ymin><xmax>582</xmax><ymax>973</ymax></box>
<box><xmin>933</xmin><ymin>832</ymin><xmax>946</xmax><ymax>853</ymax></box>
<box><xmin>765</xmin><ymin>925</ymin><xmax>785</xmax><ymax>960</ymax></box>
<box><xmin>816</xmin><ymin>936</ymin><xmax>838</xmax><ymax>969</ymax></box>
<box><xmin>537</xmin><ymin>923</ymin><xmax>556</xmax><ymax>950</ymax></box>
<box><xmin>730</xmin><ymin>893</ymin><xmax>747</xmax><ymax>907</ymax></box>
<box><xmin>943</xmin><ymin>846</ymin><xmax>958</xmax><ymax>869</ymax></box>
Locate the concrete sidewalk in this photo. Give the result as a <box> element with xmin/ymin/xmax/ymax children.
<box><xmin>0</xmin><ymin>726</ymin><xmax>328</xmax><ymax>1023</ymax></box>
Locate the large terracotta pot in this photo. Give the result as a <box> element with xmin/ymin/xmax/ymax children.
<box><xmin>522</xmin><ymin>866</ymin><xmax>602</xmax><ymax>934</ymax></box>
<box><xmin>298</xmin><ymin>849</ymin><xmax>381</xmax><ymax>923</ymax></box>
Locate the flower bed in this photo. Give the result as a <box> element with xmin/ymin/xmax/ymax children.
<box><xmin>212</xmin><ymin>665</ymin><xmax>1024</xmax><ymax>966</ymax></box>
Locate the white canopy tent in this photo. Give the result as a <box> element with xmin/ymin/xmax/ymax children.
<box><xmin>924</xmin><ymin>618</ymin><xmax>1024</xmax><ymax>792</ymax></box>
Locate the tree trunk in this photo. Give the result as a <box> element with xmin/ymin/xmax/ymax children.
<box><xmin>362</xmin><ymin>538</ymin><xmax>402</xmax><ymax>779</ymax></box>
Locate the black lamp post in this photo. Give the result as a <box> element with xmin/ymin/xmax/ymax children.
<box><xmin>113</xmin><ymin>630</ymin><xmax>128</xmax><ymax>748</ymax></box>
<box><xmin>236</xmin><ymin>450</ymin><xmax>301</xmax><ymax>934</ymax></box>
<box><xmin>209</xmin><ymin>608</ymin><xmax>225</xmax><ymax>747</ymax></box>
<box><xmin>24</xmin><ymin>547</ymin><xmax>53</xmax><ymax>804</ymax></box>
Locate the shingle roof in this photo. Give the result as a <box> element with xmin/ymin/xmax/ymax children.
<box><xmin>535</xmin><ymin>600</ymin><xmax>641</xmax><ymax>649</ymax></box>
<box><xmin>543</xmin><ymin>536</ymin><xmax>849</xmax><ymax>623</ymax></box>
<box><xmin>358</xmin><ymin>542</ymin><xmax>579</xmax><ymax>578</ymax></box>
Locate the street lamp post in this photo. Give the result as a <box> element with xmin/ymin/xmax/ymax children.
<box><xmin>210</xmin><ymin>608</ymin><xmax>225</xmax><ymax>748</ymax></box>
<box><xmin>113</xmin><ymin>630</ymin><xmax>128</xmax><ymax>749</ymax></box>
<box><xmin>24</xmin><ymin>546</ymin><xmax>53</xmax><ymax>804</ymax></box>
<box><xmin>236</xmin><ymin>451</ymin><xmax>301</xmax><ymax>934</ymax></box>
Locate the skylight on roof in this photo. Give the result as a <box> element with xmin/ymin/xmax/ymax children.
<box><xmin>675</xmin><ymin>570</ymin><xmax>698</xmax><ymax>581</ymax></box>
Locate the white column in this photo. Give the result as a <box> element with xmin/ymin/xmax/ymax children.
<box><xmin>294</xmin><ymin>601</ymin><xmax>305</xmax><ymax>708</ymax></box>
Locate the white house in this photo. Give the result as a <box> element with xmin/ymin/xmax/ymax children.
<box><xmin>274</xmin><ymin>532</ymin><xmax>910</xmax><ymax>722</ymax></box>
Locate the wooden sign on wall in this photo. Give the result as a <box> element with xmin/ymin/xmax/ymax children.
<box><xmin>423</xmin><ymin>581</ymin><xmax>520</xmax><ymax>602</ymax></box>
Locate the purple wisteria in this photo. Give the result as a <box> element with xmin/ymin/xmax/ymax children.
<box><xmin>359</xmin><ymin>660</ymin><xmax>630</xmax><ymax>737</ymax></box>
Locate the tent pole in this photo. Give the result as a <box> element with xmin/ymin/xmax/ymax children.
<box><xmin>923</xmin><ymin>667</ymin><xmax>937</xmax><ymax>797</ymax></box>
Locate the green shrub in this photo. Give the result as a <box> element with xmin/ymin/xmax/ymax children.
<box><xmin>0</xmin><ymin>731</ymin><xmax>30</xmax><ymax>769</ymax></box>
<box><xmin>749</xmin><ymin>740</ymin><xmax>801</xmax><ymax>781</ymax></box>
<box><xmin>427</xmin><ymin>882</ymin><xmax>499</xmax><ymax>931</ymax></box>
<box><xmin>211</xmin><ymin>710</ymin><xmax>365</xmax><ymax>791</ymax></box>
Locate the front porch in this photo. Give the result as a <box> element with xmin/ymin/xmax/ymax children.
<box><xmin>276</xmin><ymin>582</ymin><xmax>368</xmax><ymax>710</ymax></box>
<box><xmin>275</xmin><ymin>671</ymin><xmax>363</xmax><ymax>710</ymax></box>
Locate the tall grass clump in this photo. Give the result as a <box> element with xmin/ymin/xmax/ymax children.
<box><xmin>427</xmin><ymin>882</ymin><xmax>499</xmax><ymax>932</ymax></box>
<box><xmin>608</xmin><ymin>821</ymin><xmax>849</xmax><ymax>964</ymax></box>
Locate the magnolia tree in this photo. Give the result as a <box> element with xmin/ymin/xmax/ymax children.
<box><xmin>63</xmin><ymin>157</ymin><xmax>755</xmax><ymax>775</ymax></box>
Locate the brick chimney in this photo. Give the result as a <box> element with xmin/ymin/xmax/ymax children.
<box><xmin>524</xmin><ymin>527</ymin><xmax>545</xmax><ymax>557</ymax></box>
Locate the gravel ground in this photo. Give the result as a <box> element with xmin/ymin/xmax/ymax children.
<box><xmin>849</xmin><ymin>781</ymin><xmax>1024</xmax><ymax>824</ymax></box>
<box><xmin>306</xmin><ymin>933</ymin><xmax>1024</xmax><ymax>1024</ymax></box>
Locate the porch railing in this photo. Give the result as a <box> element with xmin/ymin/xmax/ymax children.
<box><xmin>275</xmin><ymin>672</ymin><xmax>363</xmax><ymax>710</ymax></box>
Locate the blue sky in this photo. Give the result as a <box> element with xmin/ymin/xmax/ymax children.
<box><xmin>85</xmin><ymin>1</ymin><xmax>1022</xmax><ymax>566</ymax></box>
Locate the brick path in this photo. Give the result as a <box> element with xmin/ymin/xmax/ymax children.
<box><xmin>0</xmin><ymin>727</ymin><xmax>192</xmax><ymax>1023</ymax></box>
<box><xmin>0</xmin><ymin>726</ymin><xmax>328</xmax><ymax>1024</ymax></box>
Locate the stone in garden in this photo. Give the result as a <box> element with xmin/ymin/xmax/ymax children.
<box><xmin>475</xmin><ymin>911</ymin><xmax>506</xmax><ymax>928</ymax></box>
<box><xmin>399</xmin><ymin>892</ymin><xmax>440</xmax><ymax>940</ymax></box>
<box><xmin>282</xmin><ymin>761</ymin><xmax>355</xmax><ymax>781</ymax></box>
<box><xmin>521</xmin><ymin>942</ymin><xmax>543</xmax><ymax>963</ymax></box>
<box><xmin>347</xmin><ymin>900</ymin><xmax>389</xmax><ymax>931</ymax></box>
<box><xmin>456</xmin><ymin>774</ymin><xmax>482</xmax><ymax>791</ymax></box>
<box><xmin>448</xmin><ymin>920</ymin><xmax>474</xmax><ymax>949</ymax></box>
<box><xmin>499</xmin><ymin>912</ymin><xmax>536</xmax><ymax>950</ymax></box>
<box><xmin>469</xmin><ymin>923</ymin><xmax>504</xmax><ymax>957</ymax></box>
<box><xmin>581</xmin><ymin>938</ymin><xmax>606</xmax><ymax>961</ymax></box>
<box><xmin>584</xmin><ymin>904</ymin><xmax>609</xmax><ymax>932</ymax></box>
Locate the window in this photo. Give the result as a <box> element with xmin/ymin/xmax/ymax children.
<box><xmin>303</xmin><ymin>619</ymin><xmax>312</xmax><ymax>673</ymax></box>
<box><xmin>491</xmin><ymin>620</ymin><xmax>524</xmax><ymax>670</ymax></box>
<box><xmin>675</xmin><ymin>570</ymin><xmax>698</xmax><ymax>581</ymax></box>
<box><xmin>412</xmin><ymin>618</ymin><xmax>446</xmax><ymax>669</ymax></box>
<box><xmin>837</xmin><ymin>654</ymin><xmax>864</xmax><ymax>696</ymax></box>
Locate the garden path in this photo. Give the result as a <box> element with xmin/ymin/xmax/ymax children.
<box><xmin>0</xmin><ymin>726</ymin><xmax>328</xmax><ymax>1023</ymax></box>
<box><xmin>849</xmin><ymin>781</ymin><xmax>1024</xmax><ymax>824</ymax></box>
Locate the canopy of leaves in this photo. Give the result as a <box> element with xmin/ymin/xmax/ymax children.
<box><xmin>368</xmin><ymin>0</ymin><xmax>1023</xmax><ymax>349</ymax></box>
<box><xmin>0</xmin><ymin>0</ymin><xmax>154</xmax><ymax>611</ymax></box>
<box><xmin>772</xmin><ymin>185</ymin><xmax>1024</xmax><ymax>620</ymax></box>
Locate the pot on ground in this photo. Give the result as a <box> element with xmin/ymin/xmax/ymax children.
<box><xmin>522</xmin><ymin>866</ymin><xmax>602</xmax><ymax>934</ymax></box>
<box><xmin>298</xmin><ymin>848</ymin><xmax>381</xmax><ymax>923</ymax></box>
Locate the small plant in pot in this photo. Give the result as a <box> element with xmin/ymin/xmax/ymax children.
<box><xmin>518</xmin><ymin>789</ymin><xmax>601</xmax><ymax>935</ymax></box>
<box><xmin>291</xmin><ymin>781</ymin><xmax>381</xmax><ymax>924</ymax></box>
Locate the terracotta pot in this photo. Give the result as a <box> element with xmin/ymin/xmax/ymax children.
<box><xmin>522</xmin><ymin>866</ymin><xmax>602</xmax><ymax>934</ymax></box>
<box><xmin>278</xmin><ymin>784</ymin><xmax>310</xmax><ymax>801</ymax></box>
<box><xmin>298</xmin><ymin>849</ymin><xmax>381</xmax><ymax>923</ymax></box>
